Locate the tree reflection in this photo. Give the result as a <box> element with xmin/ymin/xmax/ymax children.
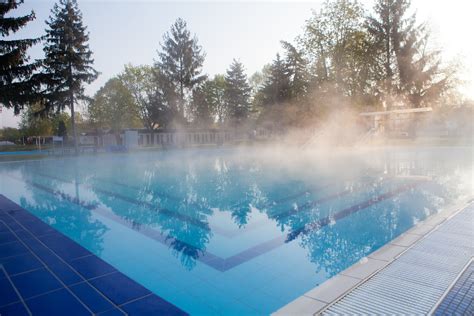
<box><xmin>17</xmin><ymin>163</ymin><xmax>108</xmax><ymax>255</ymax></box>
<box><xmin>87</xmin><ymin>162</ymin><xmax>214</xmax><ymax>270</ymax></box>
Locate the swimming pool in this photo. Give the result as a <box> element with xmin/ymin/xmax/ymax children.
<box><xmin>0</xmin><ymin>146</ymin><xmax>472</xmax><ymax>314</ymax></box>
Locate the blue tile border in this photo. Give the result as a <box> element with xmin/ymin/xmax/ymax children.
<box><xmin>0</xmin><ymin>194</ymin><xmax>188</xmax><ymax>315</ymax></box>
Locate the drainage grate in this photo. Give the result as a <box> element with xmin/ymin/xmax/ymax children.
<box><xmin>434</xmin><ymin>262</ymin><xmax>474</xmax><ymax>315</ymax></box>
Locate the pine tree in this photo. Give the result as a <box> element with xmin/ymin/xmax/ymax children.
<box><xmin>366</xmin><ymin>0</ymin><xmax>411</xmax><ymax>98</ymax></box>
<box><xmin>367</xmin><ymin>0</ymin><xmax>451</xmax><ymax>108</ymax></box>
<box><xmin>0</xmin><ymin>0</ymin><xmax>42</xmax><ymax>114</ymax></box>
<box><xmin>42</xmin><ymin>0</ymin><xmax>98</xmax><ymax>153</ymax></box>
<box><xmin>155</xmin><ymin>18</ymin><xmax>206</xmax><ymax>121</ymax></box>
<box><xmin>260</xmin><ymin>54</ymin><xmax>291</xmax><ymax>106</ymax></box>
<box><xmin>224</xmin><ymin>59</ymin><xmax>252</xmax><ymax>125</ymax></box>
<box><xmin>280</xmin><ymin>41</ymin><xmax>309</xmax><ymax>101</ymax></box>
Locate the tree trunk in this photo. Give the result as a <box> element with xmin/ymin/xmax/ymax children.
<box><xmin>68</xmin><ymin>60</ymin><xmax>78</xmax><ymax>155</ymax></box>
<box><xmin>70</xmin><ymin>90</ymin><xmax>78</xmax><ymax>155</ymax></box>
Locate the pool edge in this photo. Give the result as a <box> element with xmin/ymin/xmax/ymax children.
<box><xmin>272</xmin><ymin>197</ymin><xmax>474</xmax><ymax>315</ymax></box>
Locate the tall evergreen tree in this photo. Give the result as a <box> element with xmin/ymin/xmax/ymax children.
<box><xmin>280</xmin><ymin>41</ymin><xmax>309</xmax><ymax>101</ymax></box>
<box><xmin>367</xmin><ymin>0</ymin><xmax>451</xmax><ymax>108</ymax></box>
<box><xmin>260</xmin><ymin>54</ymin><xmax>291</xmax><ymax>106</ymax></box>
<box><xmin>399</xmin><ymin>24</ymin><xmax>453</xmax><ymax>108</ymax></box>
<box><xmin>155</xmin><ymin>18</ymin><xmax>206</xmax><ymax>121</ymax></box>
<box><xmin>224</xmin><ymin>59</ymin><xmax>252</xmax><ymax>125</ymax></box>
<box><xmin>366</xmin><ymin>0</ymin><xmax>411</xmax><ymax>99</ymax></box>
<box><xmin>0</xmin><ymin>0</ymin><xmax>42</xmax><ymax>114</ymax></box>
<box><xmin>42</xmin><ymin>0</ymin><xmax>98</xmax><ymax>153</ymax></box>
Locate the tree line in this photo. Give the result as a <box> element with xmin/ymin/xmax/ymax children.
<box><xmin>0</xmin><ymin>0</ymin><xmax>461</xmax><ymax>148</ymax></box>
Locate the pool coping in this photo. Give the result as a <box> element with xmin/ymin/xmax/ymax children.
<box><xmin>272</xmin><ymin>196</ymin><xmax>474</xmax><ymax>315</ymax></box>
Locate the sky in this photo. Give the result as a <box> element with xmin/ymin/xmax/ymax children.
<box><xmin>1</xmin><ymin>0</ymin><xmax>473</xmax><ymax>128</ymax></box>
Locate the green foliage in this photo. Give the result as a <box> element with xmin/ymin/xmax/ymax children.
<box><xmin>301</xmin><ymin>0</ymin><xmax>370</xmax><ymax>94</ymax></box>
<box><xmin>365</xmin><ymin>0</ymin><xmax>453</xmax><ymax>108</ymax></box>
<box><xmin>42</xmin><ymin>0</ymin><xmax>98</xmax><ymax>151</ymax></box>
<box><xmin>9</xmin><ymin>2</ymin><xmax>452</xmax><ymax>133</ymax></box>
<box><xmin>42</xmin><ymin>0</ymin><xmax>98</xmax><ymax>112</ymax></box>
<box><xmin>191</xmin><ymin>85</ymin><xmax>213</xmax><ymax>127</ymax></box>
<box><xmin>202</xmin><ymin>74</ymin><xmax>227</xmax><ymax>124</ymax></box>
<box><xmin>19</xmin><ymin>104</ymin><xmax>53</xmax><ymax>137</ymax></box>
<box><xmin>258</xmin><ymin>54</ymin><xmax>291</xmax><ymax>107</ymax></box>
<box><xmin>0</xmin><ymin>127</ymin><xmax>21</xmax><ymax>143</ymax></box>
<box><xmin>55</xmin><ymin>119</ymin><xmax>67</xmax><ymax>137</ymax></box>
<box><xmin>224</xmin><ymin>59</ymin><xmax>252</xmax><ymax>125</ymax></box>
<box><xmin>0</xmin><ymin>0</ymin><xmax>43</xmax><ymax>114</ymax></box>
<box><xmin>149</xmin><ymin>69</ymin><xmax>181</xmax><ymax>128</ymax></box>
<box><xmin>88</xmin><ymin>77</ymin><xmax>141</xmax><ymax>142</ymax></box>
<box><xmin>155</xmin><ymin>18</ymin><xmax>206</xmax><ymax>120</ymax></box>
<box><xmin>119</xmin><ymin>64</ymin><xmax>158</xmax><ymax>129</ymax></box>
<box><xmin>188</xmin><ymin>74</ymin><xmax>227</xmax><ymax>127</ymax></box>
<box><xmin>281</xmin><ymin>41</ymin><xmax>310</xmax><ymax>101</ymax></box>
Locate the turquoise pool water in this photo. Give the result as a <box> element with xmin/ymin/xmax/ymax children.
<box><xmin>0</xmin><ymin>147</ymin><xmax>472</xmax><ymax>315</ymax></box>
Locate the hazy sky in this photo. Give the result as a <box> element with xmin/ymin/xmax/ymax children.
<box><xmin>1</xmin><ymin>0</ymin><xmax>473</xmax><ymax>128</ymax></box>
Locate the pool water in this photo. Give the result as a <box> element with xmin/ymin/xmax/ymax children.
<box><xmin>0</xmin><ymin>147</ymin><xmax>472</xmax><ymax>315</ymax></box>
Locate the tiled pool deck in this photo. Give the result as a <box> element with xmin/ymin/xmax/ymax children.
<box><xmin>0</xmin><ymin>194</ymin><xmax>187</xmax><ymax>316</ymax></box>
<box><xmin>274</xmin><ymin>199</ymin><xmax>474</xmax><ymax>315</ymax></box>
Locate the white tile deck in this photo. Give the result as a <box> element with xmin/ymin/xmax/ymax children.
<box><xmin>304</xmin><ymin>275</ymin><xmax>360</xmax><ymax>303</ymax></box>
<box><xmin>368</xmin><ymin>244</ymin><xmax>407</xmax><ymax>262</ymax></box>
<box><xmin>273</xmin><ymin>296</ymin><xmax>326</xmax><ymax>316</ymax></box>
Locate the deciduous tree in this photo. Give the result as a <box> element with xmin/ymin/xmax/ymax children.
<box><xmin>88</xmin><ymin>78</ymin><xmax>140</xmax><ymax>144</ymax></box>
<box><xmin>119</xmin><ymin>64</ymin><xmax>157</xmax><ymax>129</ymax></box>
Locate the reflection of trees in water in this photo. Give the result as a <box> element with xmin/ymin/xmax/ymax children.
<box><xmin>207</xmin><ymin>157</ymin><xmax>282</xmax><ymax>227</ymax></box>
<box><xmin>18</xmin><ymin>164</ymin><xmax>108</xmax><ymax>255</ymax></box>
<box><xmin>293</xmin><ymin>184</ymin><xmax>447</xmax><ymax>276</ymax></box>
<box><xmin>11</xmin><ymin>148</ymin><xmax>469</xmax><ymax>272</ymax></box>
<box><xmin>267</xmin><ymin>179</ymin><xmax>387</xmax><ymax>235</ymax></box>
<box><xmin>89</xmin><ymin>166</ymin><xmax>213</xmax><ymax>270</ymax></box>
